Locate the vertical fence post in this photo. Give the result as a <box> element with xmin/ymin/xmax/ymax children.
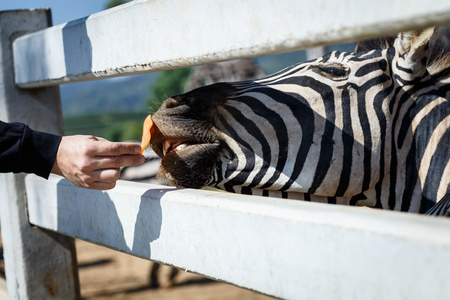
<box><xmin>0</xmin><ymin>10</ymin><xmax>80</xmax><ymax>299</ymax></box>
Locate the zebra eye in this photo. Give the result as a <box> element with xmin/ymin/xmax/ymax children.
<box><xmin>314</xmin><ymin>64</ymin><xmax>349</xmax><ymax>80</ymax></box>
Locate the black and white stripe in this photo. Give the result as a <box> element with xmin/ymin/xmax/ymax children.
<box><xmin>203</xmin><ymin>29</ymin><xmax>449</xmax><ymax>215</ymax></box>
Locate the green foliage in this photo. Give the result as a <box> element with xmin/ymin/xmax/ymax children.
<box><xmin>61</xmin><ymin>73</ymin><xmax>157</xmax><ymax>116</ymax></box>
<box><xmin>105</xmin><ymin>0</ymin><xmax>130</xmax><ymax>9</ymax></box>
<box><xmin>63</xmin><ymin>112</ymin><xmax>148</xmax><ymax>142</ymax></box>
<box><xmin>147</xmin><ymin>68</ymin><xmax>191</xmax><ymax>114</ymax></box>
<box><xmin>104</xmin><ymin>121</ymin><xmax>142</xmax><ymax>142</ymax></box>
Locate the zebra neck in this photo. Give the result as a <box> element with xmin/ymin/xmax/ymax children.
<box><xmin>215</xmin><ymin>186</ymin><xmax>359</xmax><ymax>206</ymax></box>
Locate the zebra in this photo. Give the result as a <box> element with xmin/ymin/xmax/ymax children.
<box><xmin>147</xmin><ymin>27</ymin><xmax>450</xmax><ymax>216</ymax></box>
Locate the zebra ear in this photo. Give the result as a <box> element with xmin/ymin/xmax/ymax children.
<box><xmin>393</xmin><ymin>27</ymin><xmax>436</xmax><ymax>80</ymax></box>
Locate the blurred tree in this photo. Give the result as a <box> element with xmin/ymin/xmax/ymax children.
<box><xmin>105</xmin><ymin>0</ymin><xmax>131</xmax><ymax>9</ymax></box>
<box><xmin>104</xmin><ymin>123</ymin><xmax>122</xmax><ymax>142</ymax></box>
<box><xmin>104</xmin><ymin>121</ymin><xmax>142</xmax><ymax>142</ymax></box>
<box><xmin>147</xmin><ymin>67</ymin><xmax>191</xmax><ymax>114</ymax></box>
<box><xmin>121</xmin><ymin>121</ymin><xmax>142</xmax><ymax>141</ymax></box>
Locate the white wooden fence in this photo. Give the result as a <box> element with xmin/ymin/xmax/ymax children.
<box><xmin>1</xmin><ymin>1</ymin><xmax>450</xmax><ymax>299</ymax></box>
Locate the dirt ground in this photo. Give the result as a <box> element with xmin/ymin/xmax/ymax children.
<box><xmin>0</xmin><ymin>234</ymin><xmax>273</xmax><ymax>299</ymax></box>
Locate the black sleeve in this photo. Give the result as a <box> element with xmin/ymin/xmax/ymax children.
<box><xmin>0</xmin><ymin>121</ymin><xmax>62</xmax><ymax>179</ymax></box>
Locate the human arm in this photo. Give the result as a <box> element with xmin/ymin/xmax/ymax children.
<box><xmin>0</xmin><ymin>121</ymin><xmax>144</xmax><ymax>190</ymax></box>
<box><xmin>0</xmin><ymin>121</ymin><xmax>60</xmax><ymax>178</ymax></box>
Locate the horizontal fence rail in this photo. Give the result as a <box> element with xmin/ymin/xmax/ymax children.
<box><xmin>4</xmin><ymin>2</ymin><xmax>450</xmax><ymax>298</ymax></box>
<box><xmin>13</xmin><ymin>0</ymin><xmax>450</xmax><ymax>88</ymax></box>
<box><xmin>26</xmin><ymin>174</ymin><xmax>450</xmax><ymax>300</ymax></box>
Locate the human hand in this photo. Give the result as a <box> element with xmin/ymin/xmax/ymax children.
<box><xmin>51</xmin><ymin>135</ymin><xmax>145</xmax><ymax>190</ymax></box>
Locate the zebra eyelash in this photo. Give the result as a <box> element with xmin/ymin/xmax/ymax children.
<box><xmin>311</xmin><ymin>64</ymin><xmax>350</xmax><ymax>81</ymax></box>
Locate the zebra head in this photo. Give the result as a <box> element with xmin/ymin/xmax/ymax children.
<box><xmin>149</xmin><ymin>27</ymin><xmax>449</xmax><ymax>212</ymax></box>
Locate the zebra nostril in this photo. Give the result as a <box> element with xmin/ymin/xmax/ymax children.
<box><xmin>163</xmin><ymin>97</ymin><xmax>182</xmax><ymax>109</ymax></box>
<box><xmin>162</xmin><ymin>95</ymin><xmax>191</xmax><ymax>109</ymax></box>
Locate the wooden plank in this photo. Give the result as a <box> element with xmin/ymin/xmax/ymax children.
<box><xmin>13</xmin><ymin>0</ymin><xmax>450</xmax><ymax>88</ymax></box>
<box><xmin>26</xmin><ymin>174</ymin><xmax>450</xmax><ymax>300</ymax></box>
<box><xmin>0</xmin><ymin>10</ymin><xmax>80</xmax><ymax>299</ymax></box>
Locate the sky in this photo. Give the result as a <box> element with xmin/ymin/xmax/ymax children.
<box><xmin>0</xmin><ymin>1</ymin><xmax>109</xmax><ymax>25</ymax></box>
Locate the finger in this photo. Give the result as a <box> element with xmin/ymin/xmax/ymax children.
<box><xmin>93</xmin><ymin>136</ymin><xmax>108</xmax><ymax>142</ymax></box>
<box><xmin>92</xmin><ymin>154</ymin><xmax>145</xmax><ymax>169</ymax></box>
<box><xmin>87</xmin><ymin>181</ymin><xmax>117</xmax><ymax>190</ymax></box>
<box><xmin>96</xmin><ymin>141</ymin><xmax>142</xmax><ymax>156</ymax></box>
<box><xmin>92</xmin><ymin>168</ymin><xmax>121</xmax><ymax>182</ymax></box>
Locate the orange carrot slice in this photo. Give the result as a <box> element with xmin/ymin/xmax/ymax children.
<box><xmin>139</xmin><ymin>115</ymin><xmax>153</xmax><ymax>154</ymax></box>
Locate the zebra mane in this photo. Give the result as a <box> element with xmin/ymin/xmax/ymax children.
<box><xmin>355</xmin><ymin>27</ymin><xmax>450</xmax><ymax>82</ymax></box>
<box><xmin>354</xmin><ymin>36</ymin><xmax>396</xmax><ymax>52</ymax></box>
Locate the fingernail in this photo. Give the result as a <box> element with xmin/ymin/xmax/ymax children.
<box><xmin>139</xmin><ymin>155</ymin><xmax>145</xmax><ymax>164</ymax></box>
<box><xmin>135</xmin><ymin>146</ymin><xmax>142</xmax><ymax>154</ymax></box>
